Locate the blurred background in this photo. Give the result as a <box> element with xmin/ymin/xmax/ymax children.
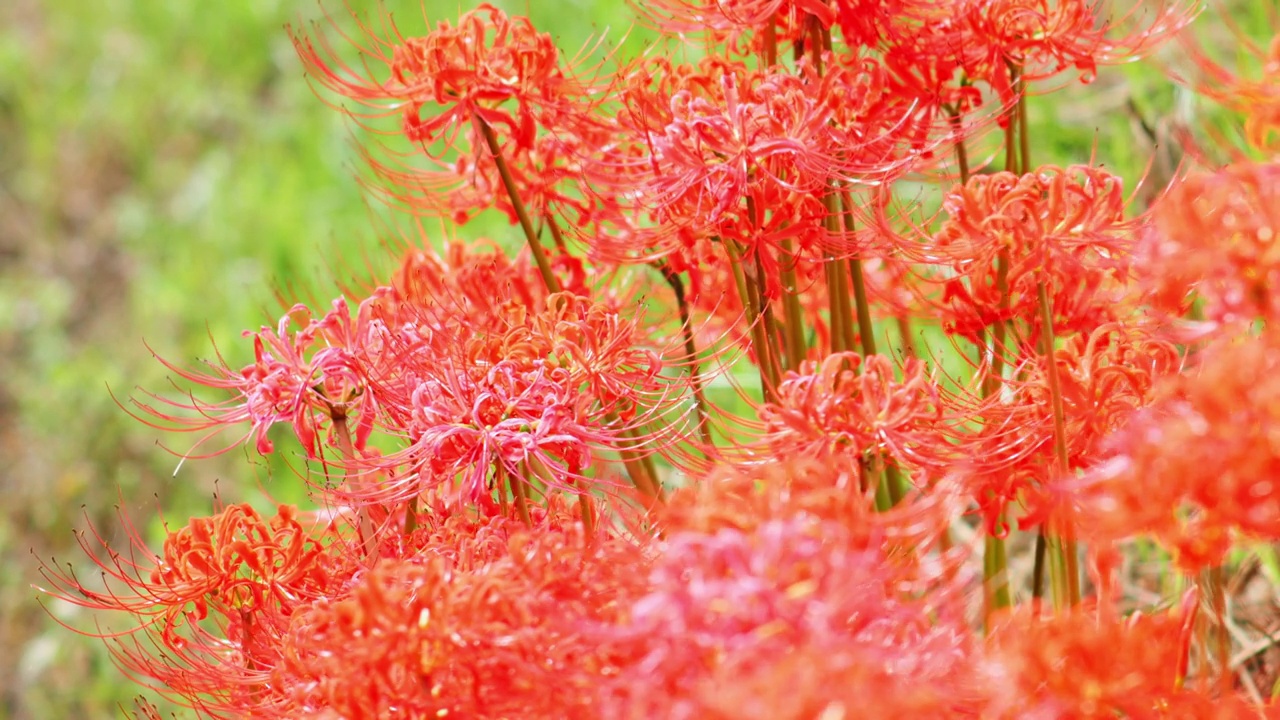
<box><xmin>0</xmin><ymin>0</ymin><xmax>1224</xmax><ymax>716</ymax></box>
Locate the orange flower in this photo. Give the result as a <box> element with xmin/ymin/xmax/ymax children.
<box><xmin>928</xmin><ymin>165</ymin><xmax>1138</xmax><ymax>346</ymax></box>
<box><xmin>1139</xmin><ymin>160</ymin><xmax>1280</xmax><ymax>326</ymax></box>
<box><xmin>759</xmin><ymin>352</ymin><xmax>951</xmax><ymax>470</ymax></box>
<box><xmin>270</xmin><ymin>521</ymin><xmax>646</xmax><ymax>720</ymax></box>
<box><xmin>1073</xmin><ymin>326</ymin><xmax>1280</xmax><ymax>570</ymax></box>
<box><xmin>601</xmin><ymin>517</ymin><xmax>979</xmax><ymax>718</ymax></box>
<box><xmin>981</xmin><ymin>599</ymin><xmax>1262</xmax><ymax>718</ymax></box>
<box><xmin>36</xmin><ymin>503</ymin><xmax>355</xmax><ymax>715</ymax></box>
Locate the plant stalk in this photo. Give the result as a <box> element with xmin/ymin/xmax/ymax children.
<box><xmin>473</xmin><ymin>112</ymin><xmax>562</xmax><ymax>294</ymax></box>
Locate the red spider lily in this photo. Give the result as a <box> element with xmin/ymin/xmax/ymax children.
<box><xmin>834</xmin><ymin>0</ymin><xmax>960</xmax><ymax>52</ymax></box>
<box><xmin>690</xmin><ymin>640</ymin><xmax>981</xmax><ymax>720</ymax></box>
<box><xmin>468</xmin><ymin>292</ymin><xmax>669</xmax><ymax>420</ymax></box>
<box><xmin>980</xmin><ymin>598</ymin><xmax>1262</xmax><ymax>719</ymax></box>
<box><xmin>268</xmin><ymin>519</ymin><xmax>648</xmax><ymax>720</ymax></box>
<box><xmin>659</xmin><ymin>451</ymin><xmax>968</xmax><ymax>569</ymax></box>
<box><xmin>593</xmin><ymin>54</ymin><xmax>918</xmax><ymax>265</ymax></box>
<box><xmin>384</xmin><ymin>239</ymin><xmax>553</xmax><ymax>328</ymax></box>
<box><xmin>757</xmin><ymin>352</ymin><xmax>952</xmax><ymax>471</ymax></box>
<box><xmin>599</xmin><ymin>517</ymin><xmax>980</xmax><ymax>718</ymax></box>
<box><xmin>291</xmin><ymin>3</ymin><xmax>615</xmax><ymax>228</ymax></box>
<box><xmin>371</xmin><ymin>236</ymin><xmax>601</xmax><ymax>345</ymax></box>
<box><xmin>291</xmin><ymin>3</ymin><xmax>601</xmax><ymax>151</ymax></box>
<box><xmin>953</xmin><ymin>0</ymin><xmax>1196</xmax><ymax>107</ymax></box>
<box><xmin>334</xmin><ymin>289</ymin><xmax>688</xmax><ymax>508</ymax></box>
<box><xmin>355</xmin><ymin>95</ymin><xmax>627</xmax><ymax>231</ymax></box>
<box><xmin>36</xmin><ymin>503</ymin><xmax>356</xmax><ymax>717</ymax></box>
<box><xmin>632</xmin><ymin>0</ymin><xmax>833</xmax><ymax>56</ymax></box>
<box><xmin>135</xmin><ymin>236</ymin><xmax>683</xmax><ymax>511</ymax></box>
<box><xmin>921</xmin><ymin>164</ymin><xmax>1139</xmax><ymax>347</ymax></box>
<box><xmin>130</xmin><ymin>297</ymin><xmax>377</xmax><ymax>462</ymax></box>
<box><xmin>954</xmin><ymin>322</ymin><xmax>1178</xmax><ymax>534</ymax></box>
<box><xmin>363</xmin><ymin>358</ymin><xmax>617</xmax><ymax>505</ymax></box>
<box><xmin>1138</xmin><ymin>160</ymin><xmax>1280</xmax><ymax>328</ymax></box>
<box><xmin>1071</xmin><ymin>326</ymin><xmax>1280</xmax><ymax>570</ymax></box>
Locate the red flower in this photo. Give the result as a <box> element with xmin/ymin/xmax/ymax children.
<box><xmin>132</xmin><ymin>297</ymin><xmax>377</xmax><ymax>461</ymax></box>
<box><xmin>955</xmin><ymin>323</ymin><xmax>1178</xmax><ymax>533</ymax></box>
<box><xmin>291</xmin><ymin>4</ymin><xmax>611</xmax><ymax>225</ymax></box>
<box><xmin>594</xmin><ymin>55</ymin><xmax>917</xmax><ymax>265</ymax></box>
<box><xmin>270</xmin><ymin>519</ymin><xmax>647</xmax><ymax>720</ymax></box>
<box><xmin>981</xmin><ymin>599</ymin><xmax>1255</xmax><ymax>718</ymax></box>
<box><xmin>292</xmin><ymin>3</ymin><xmax>597</xmax><ymax>150</ymax></box>
<box><xmin>337</xmin><ymin>289</ymin><xmax>683</xmax><ymax>509</ymax></box>
<box><xmin>36</xmin><ymin>503</ymin><xmax>355</xmax><ymax>717</ymax></box>
<box><xmin>600</xmin><ymin>517</ymin><xmax>979</xmax><ymax>718</ymax></box>
<box><xmin>758</xmin><ymin>352</ymin><xmax>951</xmax><ymax>471</ymax></box>
<box><xmin>1175</xmin><ymin>20</ymin><xmax>1280</xmax><ymax>154</ymax></box>
<box><xmin>926</xmin><ymin>165</ymin><xmax>1138</xmax><ymax>346</ymax></box>
<box><xmin>1072</xmin><ymin>326</ymin><xmax>1280</xmax><ymax>570</ymax></box>
<box><xmin>1138</xmin><ymin>160</ymin><xmax>1280</xmax><ymax>327</ymax></box>
<box><xmin>633</xmin><ymin>0</ymin><xmax>832</xmax><ymax>57</ymax></box>
<box><xmin>956</xmin><ymin>0</ymin><xmax>1192</xmax><ymax>104</ymax></box>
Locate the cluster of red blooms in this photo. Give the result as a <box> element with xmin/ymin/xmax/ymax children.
<box><xmin>38</xmin><ymin>0</ymin><xmax>1280</xmax><ymax>717</ymax></box>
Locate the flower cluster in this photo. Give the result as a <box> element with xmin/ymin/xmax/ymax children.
<box><xmin>39</xmin><ymin>0</ymin><xmax>1280</xmax><ymax>717</ymax></box>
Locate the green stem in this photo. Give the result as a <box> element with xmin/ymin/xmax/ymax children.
<box><xmin>330</xmin><ymin>414</ymin><xmax>376</xmax><ymax>557</ymax></box>
<box><xmin>778</xmin><ymin>239</ymin><xmax>808</xmax><ymax>370</ymax></box>
<box><xmin>1037</xmin><ymin>279</ymin><xmax>1080</xmax><ymax>608</ymax></box>
<box><xmin>838</xmin><ymin>190</ymin><xmax>906</xmax><ymax>507</ymax></box>
<box><xmin>509</xmin><ymin>465</ymin><xmax>532</xmax><ymax>526</ymax></box>
<box><xmin>726</xmin><ymin>238</ymin><xmax>780</xmax><ymax>403</ymax></box>
<box><xmin>656</xmin><ymin>263</ymin><xmax>714</xmax><ymax>447</ymax></box>
<box><xmin>984</xmin><ymin>525</ymin><xmax>1012</xmax><ymax>631</ymax></box>
<box><xmin>473</xmin><ymin>112</ymin><xmax>562</xmax><ymax>294</ymax></box>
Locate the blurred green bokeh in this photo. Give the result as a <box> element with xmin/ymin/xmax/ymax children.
<box><xmin>0</xmin><ymin>0</ymin><xmax>1234</xmax><ymax>716</ymax></box>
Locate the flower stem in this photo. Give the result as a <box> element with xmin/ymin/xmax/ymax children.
<box><xmin>743</xmin><ymin>197</ymin><xmax>787</xmax><ymax>391</ymax></box>
<box><xmin>946</xmin><ymin>104</ymin><xmax>973</xmax><ymax>183</ymax></box>
<box><xmin>509</xmin><ymin>465</ymin><xmax>532</xmax><ymax>526</ymax></box>
<box><xmin>1036</xmin><ymin>279</ymin><xmax>1081</xmax><ymax>608</ymax></box>
<box><xmin>837</xmin><ymin>190</ymin><xmax>906</xmax><ymax>507</ymax></box>
<box><xmin>896</xmin><ymin>315</ymin><xmax>917</xmax><ymax>360</ymax></box>
<box><xmin>778</xmin><ymin>239</ymin><xmax>809</xmax><ymax>370</ymax></box>
<box><xmin>656</xmin><ymin>262</ymin><xmax>714</xmax><ymax>447</ymax></box>
<box><xmin>726</xmin><ymin>238</ymin><xmax>781</xmax><ymax>404</ymax></box>
<box><xmin>983</xmin><ymin>524</ymin><xmax>1011</xmax><ymax>631</ymax></box>
<box><xmin>761</xmin><ymin>16</ymin><xmax>778</xmax><ymax>67</ymax></box>
<box><xmin>976</xmin><ymin>83</ymin><xmax>1027</xmax><ymax>627</ymax></box>
<box><xmin>472</xmin><ymin>112</ymin><xmax>562</xmax><ymax>295</ymax></box>
<box><xmin>329</xmin><ymin>413</ymin><xmax>375</xmax><ymax>557</ymax></box>
<box><xmin>614</xmin><ymin>427</ymin><xmax>663</xmax><ymax>502</ymax></box>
